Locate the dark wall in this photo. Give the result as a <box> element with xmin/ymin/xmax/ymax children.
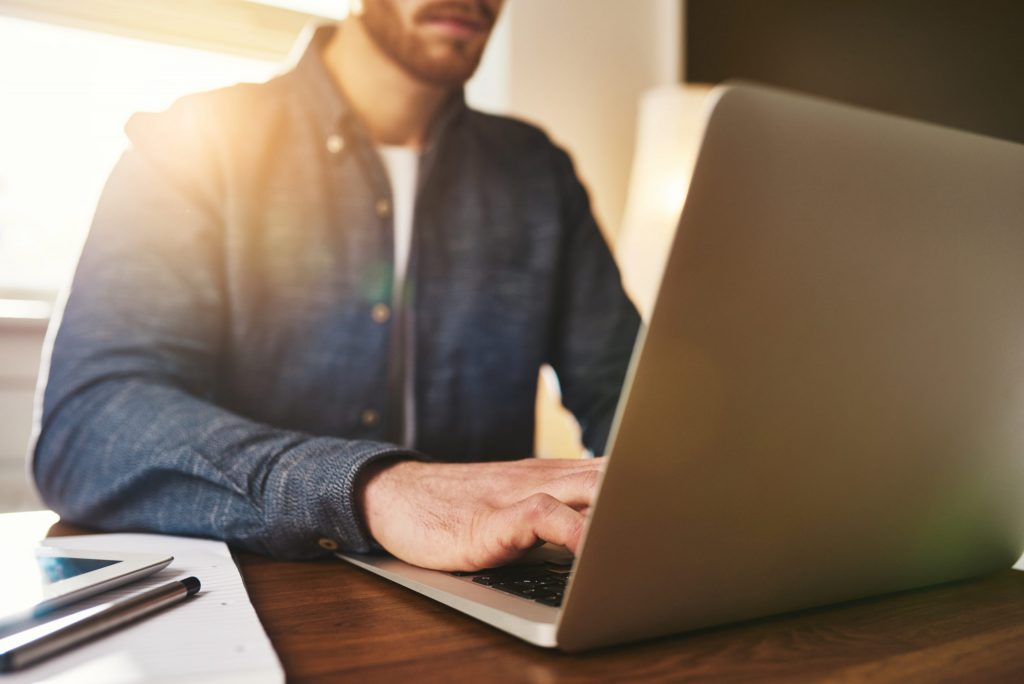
<box><xmin>686</xmin><ymin>0</ymin><xmax>1024</xmax><ymax>143</ymax></box>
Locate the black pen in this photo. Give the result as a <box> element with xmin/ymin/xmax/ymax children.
<box><xmin>0</xmin><ymin>576</ymin><xmax>201</xmax><ymax>672</ymax></box>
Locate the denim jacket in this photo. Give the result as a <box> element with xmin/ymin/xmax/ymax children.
<box><xmin>31</xmin><ymin>26</ymin><xmax>640</xmax><ymax>559</ymax></box>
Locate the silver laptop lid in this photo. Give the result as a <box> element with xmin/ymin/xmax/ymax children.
<box><xmin>558</xmin><ymin>82</ymin><xmax>1024</xmax><ymax>650</ymax></box>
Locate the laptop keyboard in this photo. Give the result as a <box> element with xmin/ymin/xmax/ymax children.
<box><xmin>451</xmin><ymin>564</ymin><xmax>572</xmax><ymax>607</ymax></box>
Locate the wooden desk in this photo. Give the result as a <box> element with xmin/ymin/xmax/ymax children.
<box><xmin>16</xmin><ymin>512</ymin><xmax>1024</xmax><ymax>682</ymax></box>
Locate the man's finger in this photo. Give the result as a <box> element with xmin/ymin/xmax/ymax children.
<box><xmin>533</xmin><ymin>468</ymin><xmax>602</xmax><ymax>509</ymax></box>
<box><xmin>488</xmin><ymin>467</ymin><xmax>601</xmax><ymax>509</ymax></box>
<box><xmin>499</xmin><ymin>493</ymin><xmax>586</xmax><ymax>554</ymax></box>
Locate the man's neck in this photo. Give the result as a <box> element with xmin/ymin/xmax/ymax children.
<box><xmin>324</xmin><ymin>20</ymin><xmax>452</xmax><ymax>149</ymax></box>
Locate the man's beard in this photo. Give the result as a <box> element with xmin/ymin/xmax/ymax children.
<box><xmin>360</xmin><ymin>0</ymin><xmax>495</xmax><ymax>88</ymax></box>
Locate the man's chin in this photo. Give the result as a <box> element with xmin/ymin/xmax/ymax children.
<box><xmin>408</xmin><ymin>55</ymin><xmax>482</xmax><ymax>88</ymax></box>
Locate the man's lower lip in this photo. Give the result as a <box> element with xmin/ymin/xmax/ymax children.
<box><xmin>423</xmin><ymin>18</ymin><xmax>486</xmax><ymax>39</ymax></box>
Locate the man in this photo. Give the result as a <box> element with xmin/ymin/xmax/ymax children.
<box><xmin>31</xmin><ymin>0</ymin><xmax>640</xmax><ymax>572</ymax></box>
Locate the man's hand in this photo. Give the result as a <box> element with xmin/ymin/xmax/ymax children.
<box><xmin>357</xmin><ymin>457</ymin><xmax>604</xmax><ymax>571</ymax></box>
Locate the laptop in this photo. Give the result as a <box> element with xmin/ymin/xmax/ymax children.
<box><xmin>338</xmin><ymin>82</ymin><xmax>1024</xmax><ymax>651</ymax></box>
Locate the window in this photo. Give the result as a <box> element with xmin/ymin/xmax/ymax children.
<box><xmin>0</xmin><ymin>16</ymin><xmax>279</xmax><ymax>296</ymax></box>
<box><xmin>0</xmin><ymin>0</ymin><xmax>507</xmax><ymax>299</ymax></box>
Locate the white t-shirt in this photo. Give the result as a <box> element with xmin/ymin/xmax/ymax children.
<box><xmin>377</xmin><ymin>145</ymin><xmax>420</xmax><ymax>448</ymax></box>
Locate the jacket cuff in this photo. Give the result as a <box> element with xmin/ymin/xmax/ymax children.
<box><xmin>582</xmin><ymin>399</ymin><xmax>621</xmax><ymax>456</ymax></box>
<box><xmin>261</xmin><ymin>437</ymin><xmax>424</xmax><ymax>558</ymax></box>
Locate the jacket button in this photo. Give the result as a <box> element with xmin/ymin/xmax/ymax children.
<box><xmin>371</xmin><ymin>303</ymin><xmax>391</xmax><ymax>324</ymax></box>
<box><xmin>318</xmin><ymin>537</ymin><xmax>339</xmax><ymax>551</ymax></box>
<box><xmin>361</xmin><ymin>409</ymin><xmax>380</xmax><ymax>427</ymax></box>
<box><xmin>375</xmin><ymin>198</ymin><xmax>392</xmax><ymax>219</ymax></box>
<box><xmin>326</xmin><ymin>134</ymin><xmax>345</xmax><ymax>154</ymax></box>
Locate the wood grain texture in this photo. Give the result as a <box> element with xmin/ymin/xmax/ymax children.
<box><xmin>44</xmin><ymin>518</ymin><xmax>1024</xmax><ymax>682</ymax></box>
<box><xmin>236</xmin><ymin>552</ymin><xmax>1024</xmax><ymax>683</ymax></box>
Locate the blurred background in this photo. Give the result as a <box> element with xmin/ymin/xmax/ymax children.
<box><xmin>0</xmin><ymin>0</ymin><xmax>1021</xmax><ymax>512</ymax></box>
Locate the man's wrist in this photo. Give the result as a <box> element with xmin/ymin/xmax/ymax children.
<box><xmin>354</xmin><ymin>457</ymin><xmax>419</xmax><ymax>544</ymax></box>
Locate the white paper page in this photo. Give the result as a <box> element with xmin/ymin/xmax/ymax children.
<box><xmin>2</xmin><ymin>533</ymin><xmax>283</xmax><ymax>684</ymax></box>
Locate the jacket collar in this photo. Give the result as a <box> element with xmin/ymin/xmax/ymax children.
<box><xmin>287</xmin><ymin>23</ymin><xmax>468</xmax><ymax>153</ymax></box>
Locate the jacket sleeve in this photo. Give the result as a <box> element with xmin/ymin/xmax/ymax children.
<box><xmin>547</xmin><ymin>148</ymin><xmax>642</xmax><ymax>455</ymax></box>
<box><xmin>31</xmin><ymin>100</ymin><xmax>414</xmax><ymax>559</ymax></box>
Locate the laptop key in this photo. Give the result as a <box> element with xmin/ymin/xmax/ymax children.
<box><xmin>470</xmin><ymin>575</ymin><xmax>500</xmax><ymax>586</ymax></box>
<box><xmin>534</xmin><ymin>594</ymin><xmax>564</xmax><ymax>607</ymax></box>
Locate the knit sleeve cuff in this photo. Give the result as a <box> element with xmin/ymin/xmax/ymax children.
<box><xmin>261</xmin><ymin>437</ymin><xmax>426</xmax><ymax>558</ymax></box>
